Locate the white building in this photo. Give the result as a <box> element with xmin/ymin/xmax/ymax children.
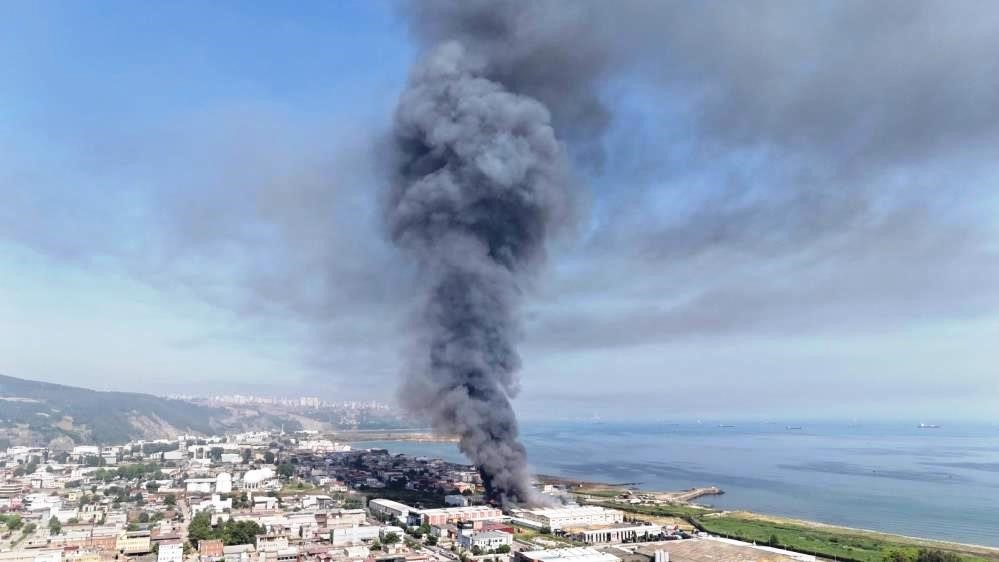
<box><xmin>368</xmin><ymin>498</ymin><xmax>416</xmax><ymax>523</ymax></box>
<box><xmin>158</xmin><ymin>541</ymin><xmax>184</xmax><ymax>562</ymax></box>
<box><xmin>163</xmin><ymin>450</ymin><xmax>186</xmax><ymax>461</ymax></box>
<box><xmin>517</xmin><ymin>548</ymin><xmax>620</xmax><ymax>562</ymax></box>
<box><xmin>192</xmin><ymin>494</ymin><xmax>232</xmax><ymax>514</ymax></box>
<box><xmin>445</xmin><ymin>494</ymin><xmax>471</xmax><ymax>507</ymax></box>
<box><xmin>330</xmin><ymin>526</ymin><xmax>381</xmax><ymax>546</ymax></box>
<box><xmin>220</xmin><ymin>453</ymin><xmax>242</xmax><ymax>464</ymax></box>
<box><xmin>243</xmin><ymin>468</ymin><xmax>276</xmax><ymax>490</ymax></box>
<box><xmin>217</xmin><ymin>472</ymin><xmax>233</xmax><ymax>494</ymax></box>
<box><xmin>568</xmin><ymin>523</ymin><xmax>661</xmax><ymax>544</ymax></box>
<box><xmin>458</xmin><ymin>530</ymin><xmax>512</xmax><ymax>552</ymax></box>
<box><xmin>512</xmin><ymin>506</ymin><xmax>623</xmax><ymax>531</ymax></box>
<box><xmin>0</xmin><ymin>550</ymin><xmax>64</xmax><ymax>562</ymax></box>
<box><xmin>186</xmin><ymin>478</ymin><xmax>216</xmax><ymax>494</ymax></box>
<box><xmin>223</xmin><ymin>545</ymin><xmax>257</xmax><ymax>562</ymax></box>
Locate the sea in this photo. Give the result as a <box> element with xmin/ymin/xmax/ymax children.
<box><xmin>351</xmin><ymin>421</ymin><xmax>999</xmax><ymax>547</ymax></box>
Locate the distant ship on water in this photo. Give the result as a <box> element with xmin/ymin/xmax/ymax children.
<box><xmin>918</xmin><ymin>423</ymin><xmax>941</xmax><ymax>429</ymax></box>
<box><xmin>786</xmin><ymin>425</ymin><xmax>803</xmax><ymax>430</ymax></box>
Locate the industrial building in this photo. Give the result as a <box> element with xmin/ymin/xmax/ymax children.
<box><xmin>368</xmin><ymin>498</ymin><xmax>417</xmax><ymax>522</ymax></box>
<box><xmin>511</xmin><ymin>506</ymin><xmax>624</xmax><ymax>531</ymax></box>
<box><xmin>420</xmin><ymin>506</ymin><xmax>503</xmax><ymax>526</ymax></box>
<box><xmin>517</xmin><ymin>547</ymin><xmax>621</xmax><ymax>562</ymax></box>
<box><xmin>568</xmin><ymin>523</ymin><xmax>662</xmax><ymax>544</ymax></box>
<box><xmin>457</xmin><ymin>530</ymin><xmax>513</xmax><ymax>552</ymax></box>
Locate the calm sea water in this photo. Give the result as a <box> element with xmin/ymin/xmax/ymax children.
<box><xmin>353</xmin><ymin>421</ymin><xmax>999</xmax><ymax>547</ymax></box>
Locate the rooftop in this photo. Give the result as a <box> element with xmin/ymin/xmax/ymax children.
<box><xmin>520</xmin><ymin>547</ymin><xmax>621</xmax><ymax>562</ymax></box>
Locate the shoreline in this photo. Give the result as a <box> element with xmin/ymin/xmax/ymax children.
<box><xmin>349</xmin><ymin>437</ymin><xmax>999</xmax><ymax>557</ymax></box>
<box><xmin>536</xmin><ymin>475</ymin><xmax>999</xmax><ymax>560</ymax></box>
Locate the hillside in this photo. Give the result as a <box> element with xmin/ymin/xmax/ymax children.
<box><xmin>0</xmin><ymin>374</ymin><xmax>283</xmax><ymax>447</ymax></box>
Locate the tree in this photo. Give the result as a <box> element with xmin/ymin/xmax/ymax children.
<box><xmin>426</xmin><ymin>535</ymin><xmax>438</xmax><ymax>547</ymax></box>
<box><xmin>188</xmin><ymin>512</ymin><xmax>215</xmax><ymax>548</ymax></box>
<box><xmin>769</xmin><ymin>534</ymin><xmax>779</xmax><ymax>547</ymax></box>
<box><xmin>383</xmin><ymin>532</ymin><xmax>400</xmax><ymax>545</ymax></box>
<box><xmin>277</xmin><ymin>463</ymin><xmax>295</xmax><ymax>479</ymax></box>
<box><xmin>210</xmin><ymin>447</ymin><xmax>224</xmax><ymax>461</ymax></box>
<box><xmin>264</xmin><ymin>451</ymin><xmax>276</xmax><ymax>464</ymax></box>
<box><xmin>139</xmin><ymin>512</ymin><xmax>150</xmax><ymax>523</ymax></box>
<box><xmin>1</xmin><ymin>514</ymin><xmax>24</xmax><ymax>531</ymax></box>
<box><xmin>471</xmin><ymin>545</ymin><xmax>482</xmax><ymax>556</ymax></box>
<box><xmin>242</xmin><ymin>449</ymin><xmax>253</xmax><ymax>464</ymax></box>
<box><xmin>221</xmin><ymin>520</ymin><xmax>265</xmax><ymax>546</ymax></box>
<box><xmin>147</xmin><ymin>482</ymin><xmax>160</xmax><ymax>492</ymax></box>
<box><xmin>916</xmin><ymin>551</ymin><xmax>961</xmax><ymax>562</ymax></box>
<box><xmin>127</xmin><ymin>522</ymin><xmax>140</xmax><ymax>532</ymax></box>
<box><xmin>496</xmin><ymin>545</ymin><xmax>511</xmax><ymax>554</ymax></box>
<box><xmin>48</xmin><ymin>516</ymin><xmax>62</xmax><ymax>535</ymax></box>
<box><xmin>165</xmin><ymin>493</ymin><xmax>177</xmax><ymax>507</ymax></box>
<box><xmin>23</xmin><ymin>523</ymin><xmax>37</xmax><ymax>535</ymax></box>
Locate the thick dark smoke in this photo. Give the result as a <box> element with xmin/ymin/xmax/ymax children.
<box><xmin>386</xmin><ymin>34</ymin><xmax>572</xmax><ymax>503</ymax></box>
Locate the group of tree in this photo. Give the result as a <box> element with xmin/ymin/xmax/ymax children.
<box><xmin>136</xmin><ymin>442</ymin><xmax>179</xmax><ymax>455</ymax></box>
<box><xmin>188</xmin><ymin>511</ymin><xmax>265</xmax><ymax>548</ymax></box>
<box><xmin>0</xmin><ymin>514</ymin><xmax>24</xmax><ymax>531</ymax></box>
<box><xmin>276</xmin><ymin>463</ymin><xmax>295</xmax><ymax>479</ymax></box>
<box><xmin>883</xmin><ymin>549</ymin><xmax>963</xmax><ymax>562</ymax></box>
<box><xmin>469</xmin><ymin>545</ymin><xmax>509</xmax><ymax>556</ymax></box>
<box><xmin>92</xmin><ymin>463</ymin><xmax>164</xmax><ymax>483</ymax></box>
<box><xmin>13</xmin><ymin>458</ymin><xmax>40</xmax><ymax>476</ymax></box>
<box><xmin>229</xmin><ymin>492</ymin><xmax>251</xmax><ymax>509</ymax></box>
<box><xmin>48</xmin><ymin>516</ymin><xmax>62</xmax><ymax>535</ymax></box>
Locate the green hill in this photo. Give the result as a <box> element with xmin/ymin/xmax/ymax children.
<box><xmin>0</xmin><ymin>373</ymin><xmax>228</xmax><ymax>447</ymax></box>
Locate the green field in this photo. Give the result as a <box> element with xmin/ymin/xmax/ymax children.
<box><xmin>587</xmin><ymin>501</ymin><xmax>999</xmax><ymax>562</ymax></box>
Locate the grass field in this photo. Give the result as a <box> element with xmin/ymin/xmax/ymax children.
<box><xmin>587</xmin><ymin>501</ymin><xmax>999</xmax><ymax>562</ymax></box>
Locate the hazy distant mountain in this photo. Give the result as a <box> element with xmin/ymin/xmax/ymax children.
<box><xmin>0</xmin><ymin>373</ymin><xmax>294</xmax><ymax>448</ymax></box>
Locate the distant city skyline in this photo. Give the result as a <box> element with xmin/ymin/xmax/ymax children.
<box><xmin>2</xmin><ymin>2</ymin><xmax>997</xmax><ymax>422</ymax></box>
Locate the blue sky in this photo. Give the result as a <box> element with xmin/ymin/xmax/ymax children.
<box><xmin>2</xmin><ymin>2</ymin><xmax>997</xmax><ymax>421</ymax></box>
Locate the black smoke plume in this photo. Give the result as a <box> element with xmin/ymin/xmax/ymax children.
<box><xmin>386</xmin><ymin>33</ymin><xmax>572</xmax><ymax>504</ymax></box>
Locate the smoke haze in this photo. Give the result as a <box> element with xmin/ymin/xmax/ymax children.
<box><xmin>386</xmin><ymin>39</ymin><xmax>571</xmax><ymax>504</ymax></box>
<box><xmin>1</xmin><ymin>1</ymin><xmax>997</xmax><ymax>422</ymax></box>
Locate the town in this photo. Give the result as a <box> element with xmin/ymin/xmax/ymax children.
<box><xmin>1</xmin><ymin>431</ymin><xmax>819</xmax><ymax>562</ymax></box>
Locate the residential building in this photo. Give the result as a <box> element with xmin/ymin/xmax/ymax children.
<box><xmin>158</xmin><ymin>540</ymin><xmax>184</xmax><ymax>562</ymax></box>
<box><xmin>200</xmin><ymin>539</ymin><xmax>225</xmax><ymax>561</ymax></box>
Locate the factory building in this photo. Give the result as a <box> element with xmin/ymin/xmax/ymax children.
<box><xmin>368</xmin><ymin>499</ymin><xmax>417</xmax><ymax>523</ymax></box>
<box><xmin>457</xmin><ymin>530</ymin><xmax>513</xmax><ymax>552</ymax></box>
<box><xmin>516</xmin><ymin>547</ymin><xmax>620</xmax><ymax>562</ymax></box>
<box><xmin>420</xmin><ymin>506</ymin><xmax>503</xmax><ymax>526</ymax></box>
<box><xmin>567</xmin><ymin>523</ymin><xmax>661</xmax><ymax>544</ymax></box>
<box><xmin>511</xmin><ymin>506</ymin><xmax>624</xmax><ymax>531</ymax></box>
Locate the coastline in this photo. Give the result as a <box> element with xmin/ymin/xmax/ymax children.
<box><xmin>346</xmin><ymin>432</ymin><xmax>999</xmax><ymax>556</ymax></box>
<box><xmin>538</xmin><ymin>475</ymin><xmax>999</xmax><ymax>561</ymax></box>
